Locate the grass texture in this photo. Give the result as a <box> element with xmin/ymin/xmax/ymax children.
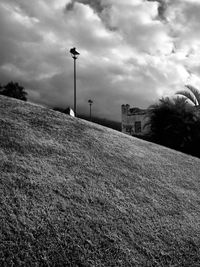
<box><xmin>1</xmin><ymin>95</ymin><xmax>200</xmax><ymax>266</ymax></box>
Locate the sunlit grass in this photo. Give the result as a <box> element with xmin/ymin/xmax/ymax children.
<box><xmin>1</xmin><ymin>95</ymin><xmax>200</xmax><ymax>266</ymax></box>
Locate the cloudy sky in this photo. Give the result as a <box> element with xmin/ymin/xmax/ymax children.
<box><xmin>1</xmin><ymin>0</ymin><xmax>200</xmax><ymax>120</ymax></box>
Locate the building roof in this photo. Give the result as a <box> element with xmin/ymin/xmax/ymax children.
<box><xmin>129</xmin><ymin>107</ymin><xmax>149</xmax><ymax>116</ymax></box>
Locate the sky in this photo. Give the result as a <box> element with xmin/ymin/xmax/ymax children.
<box><xmin>1</xmin><ymin>0</ymin><xmax>200</xmax><ymax>121</ymax></box>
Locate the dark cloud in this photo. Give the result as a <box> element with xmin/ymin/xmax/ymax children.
<box><xmin>1</xmin><ymin>0</ymin><xmax>200</xmax><ymax>121</ymax></box>
<box><xmin>146</xmin><ymin>0</ymin><xmax>168</xmax><ymax>20</ymax></box>
<box><xmin>66</xmin><ymin>0</ymin><xmax>106</xmax><ymax>13</ymax></box>
<box><xmin>65</xmin><ymin>0</ymin><xmax>113</xmax><ymax>31</ymax></box>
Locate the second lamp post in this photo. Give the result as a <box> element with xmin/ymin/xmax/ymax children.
<box><xmin>88</xmin><ymin>99</ymin><xmax>93</xmax><ymax>121</ymax></box>
<box><xmin>70</xmin><ymin>47</ymin><xmax>80</xmax><ymax>116</ymax></box>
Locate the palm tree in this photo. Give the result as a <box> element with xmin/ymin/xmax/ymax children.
<box><xmin>146</xmin><ymin>96</ymin><xmax>198</xmax><ymax>151</ymax></box>
<box><xmin>176</xmin><ymin>85</ymin><xmax>200</xmax><ymax>106</ymax></box>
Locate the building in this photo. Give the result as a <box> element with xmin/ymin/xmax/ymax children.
<box><xmin>122</xmin><ymin>103</ymin><xmax>200</xmax><ymax>137</ymax></box>
<box><xmin>121</xmin><ymin>104</ymin><xmax>151</xmax><ymax>136</ymax></box>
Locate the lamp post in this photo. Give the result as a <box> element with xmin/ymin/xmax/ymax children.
<box><xmin>88</xmin><ymin>99</ymin><xmax>93</xmax><ymax>121</ymax></box>
<box><xmin>70</xmin><ymin>47</ymin><xmax>80</xmax><ymax>116</ymax></box>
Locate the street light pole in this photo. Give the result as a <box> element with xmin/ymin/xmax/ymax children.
<box><xmin>70</xmin><ymin>47</ymin><xmax>80</xmax><ymax>116</ymax></box>
<box><xmin>73</xmin><ymin>56</ymin><xmax>76</xmax><ymax>116</ymax></box>
<box><xmin>88</xmin><ymin>99</ymin><xmax>93</xmax><ymax>121</ymax></box>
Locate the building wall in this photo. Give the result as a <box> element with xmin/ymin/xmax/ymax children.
<box><xmin>121</xmin><ymin>104</ymin><xmax>151</xmax><ymax>136</ymax></box>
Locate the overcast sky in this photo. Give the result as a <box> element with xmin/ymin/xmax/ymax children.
<box><xmin>1</xmin><ymin>0</ymin><xmax>200</xmax><ymax>120</ymax></box>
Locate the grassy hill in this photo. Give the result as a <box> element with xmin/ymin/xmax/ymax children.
<box><xmin>1</xmin><ymin>95</ymin><xmax>200</xmax><ymax>266</ymax></box>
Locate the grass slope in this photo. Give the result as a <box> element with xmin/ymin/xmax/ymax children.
<box><xmin>1</xmin><ymin>96</ymin><xmax>200</xmax><ymax>266</ymax></box>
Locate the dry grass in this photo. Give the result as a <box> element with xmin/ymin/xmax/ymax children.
<box><xmin>1</xmin><ymin>95</ymin><xmax>200</xmax><ymax>266</ymax></box>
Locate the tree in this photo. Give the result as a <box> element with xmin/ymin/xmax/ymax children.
<box><xmin>0</xmin><ymin>82</ymin><xmax>27</xmax><ymax>101</ymax></box>
<box><xmin>176</xmin><ymin>84</ymin><xmax>200</xmax><ymax>106</ymax></box>
<box><xmin>147</xmin><ymin>97</ymin><xmax>200</xmax><ymax>156</ymax></box>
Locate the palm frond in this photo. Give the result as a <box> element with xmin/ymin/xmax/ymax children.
<box><xmin>185</xmin><ymin>85</ymin><xmax>200</xmax><ymax>105</ymax></box>
<box><xmin>175</xmin><ymin>90</ymin><xmax>198</xmax><ymax>106</ymax></box>
<box><xmin>173</xmin><ymin>96</ymin><xmax>187</xmax><ymax>105</ymax></box>
<box><xmin>159</xmin><ymin>97</ymin><xmax>171</xmax><ymax>105</ymax></box>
